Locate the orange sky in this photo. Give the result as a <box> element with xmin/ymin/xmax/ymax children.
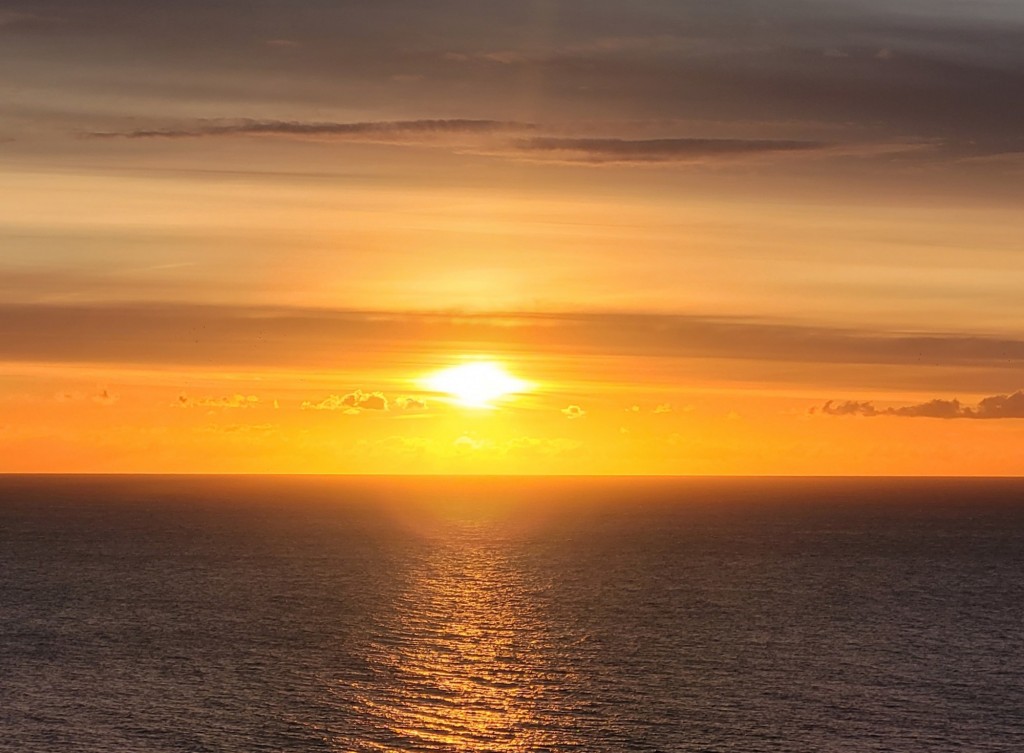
<box><xmin>1</xmin><ymin>1</ymin><xmax>1022</xmax><ymax>474</ymax></box>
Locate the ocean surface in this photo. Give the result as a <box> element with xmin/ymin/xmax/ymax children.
<box><xmin>1</xmin><ymin>476</ymin><xmax>1022</xmax><ymax>753</ymax></box>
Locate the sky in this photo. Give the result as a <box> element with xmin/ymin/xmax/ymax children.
<box><xmin>1</xmin><ymin>0</ymin><xmax>1022</xmax><ymax>474</ymax></box>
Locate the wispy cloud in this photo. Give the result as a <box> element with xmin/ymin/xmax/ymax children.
<box><xmin>55</xmin><ymin>388</ymin><xmax>119</xmax><ymax>405</ymax></box>
<box><xmin>512</xmin><ymin>137</ymin><xmax>829</xmax><ymax>164</ymax></box>
<box><xmin>85</xmin><ymin>118</ymin><xmax>915</xmax><ymax>166</ymax></box>
<box><xmin>90</xmin><ymin>118</ymin><xmax>536</xmax><ymax>142</ymax></box>
<box><xmin>178</xmin><ymin>394</ymin><xmax>259</xmax><ymax>409</ymax></box>
<box><xmin>81</xmin><ymin>110</ymin><xmax>937</xmax><ymax>168</ymax></box>
<box><xmin>819</xmin><ymin>390</ymin><xmax>1024</xmax><ymax>419</ymax></box>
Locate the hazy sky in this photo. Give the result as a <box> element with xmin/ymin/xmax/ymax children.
<box><xmin>2</xmin><ymin>0</ymin><xmax>1022</xmax><ymax>473</ymax></box>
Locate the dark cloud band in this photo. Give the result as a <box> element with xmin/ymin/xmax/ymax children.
<box><xmin>90</xmin><ymin>119</ymin><xmax>537</xmax><ymax>140</ymax></box>
<box><xmin>1</xmin><ymin>303</ymin><xmax>1022</xmax><ymax>372</ymax></box>
<box><xmin>820</xmin><ymin>392</ymin><xmax>1024</xmax><ymax>419</ymax></box>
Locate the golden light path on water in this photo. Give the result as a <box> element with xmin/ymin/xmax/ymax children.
<box><xmin>327</xmin><ymin>515</ymin><xmax>583</xmax><ymax>752</ymax></box>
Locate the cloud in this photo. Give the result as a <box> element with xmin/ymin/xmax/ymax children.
<box><xmin>818</xmin><ymin>400</ymin><xmax>880</xmax><ymax>417</ymax></box>
<box><xmin>302</xmin><ymin>390</ymin><xmax>388</xmax><ymax>412</ymax></box>
<box><xmin>820</xmin><ymin>390</ymin><xmax>1024</xmax><ymax>419</ymax></box>
<box><xmin>84</xmin><ymin>116</ymin><xmax>910</xmax><ymax>168</ymax></box>
<box><xmin>453</xmin><ymin>434</ymin><xmax>582</xmax><ymax>456</ymax></box>
<box><xmin>178</xmin><ymin>394</ymin><xmax>259</xmax><ymax>409</ymax></box>
<box><xmin>350</xmin><ymin>391</ymin><xmax>387</xmax><ymax>411</ymax></box>
<box><xmin>8</xmin><ymin>1</ymin><xmax>1024</xmax><ymax>160</ymax></box>
<box><xmin>394</xmin><ymin>396</ymin><xmax>427</xmax><ymax>410</ymax></box>
<box><xmin>84</xmin><ymin>115</ymin><xmax>884</xmax><ymax>169</ymax></box>
<box><xmin>300</xmin><ymin>395</ymin><xmax>351</xmax><ymax>412</ymax></box>
<box><xmin>208</xmin><ymin>423</ymin><xmax>276</xmax><ymax>434</ymax></box>
<box><xmin>477</xmin><ymin>22</ymin><xmax>1024</xmax><ymax>149</ymax></box>
<box><xmin>972</xmin><ymin>391</ymin><xmax>1024</xmax><ymax>419</ymax></box>
<box><xmin>54</xmin><ymin>388</ymin><xmax>119</xmax><ymax>405</ymax></box>
<box><xmin>624</xmin><ymin>403</ymin><xmax>684</xmax><ymax>414</ymax></box>
<box><xmin>513</xmin><ymin>137</ymin><xmax>829</xmax><ymax>164</ymax></box>
<box><xmin>562</xmin><ymin>405</ymin><xmax>587</xmax><ymax>419</ymax></box>
<box><xmin>889</xmin><ymin>399</ymin><xmax>968</xmax><ymax>419</ymax></box>
<box><xmin>3</xmin><ymin>304</ymin><xmax>1023</xmax><ymax>392</ymax></box>
<box><xmin>90</xmin><ymin>118</ymin><xmax>536</xmax><ymax>142</ymax></box>
<box><xmin>453</xmin><ymin>434</ymin><xmax>486</xmax><ymax>451</ymax></box>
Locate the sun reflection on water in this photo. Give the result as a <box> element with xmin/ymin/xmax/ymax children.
<box><xmin>330</xmin><ymin>518</ymin><xmax>581</xmax><ymax>752</ymax></box>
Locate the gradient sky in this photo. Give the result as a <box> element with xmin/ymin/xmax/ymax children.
<box><xmin>2</xmin><ymin>0</ymin><xmax>1022</xmax><ymax>473</ymax></box>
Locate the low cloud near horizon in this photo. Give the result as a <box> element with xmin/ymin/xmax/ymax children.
<box><xmin>818</xmin><ymin>390</ymin><xmax>1024</xmax><ymax>419</ymax></box>
<box><xmin>302</xmin><ymin>390</ymin><xmax>388</xmax><ymax>412</ymax></box>
<box><xmin>178</xmin><ymin>394</ymin><xmax>259</xmax><ymax>409</ymax></box>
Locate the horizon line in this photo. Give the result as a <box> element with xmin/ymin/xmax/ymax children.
<box><xmin>1</xmin><ymin>472</ymin><xmax>1021</xmax><ymax>480</ymax></box>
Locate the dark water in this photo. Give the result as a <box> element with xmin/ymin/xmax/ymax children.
<box><xmin>1</xmin><ymin>476</ymin><xmax>1023</xmax><ymax>752</ymax></box>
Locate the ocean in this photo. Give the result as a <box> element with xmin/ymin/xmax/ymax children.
<box><xmin>1</xmin><ymin>475</ymin><xmax>1022</xmax><ymax>752</ymax></box>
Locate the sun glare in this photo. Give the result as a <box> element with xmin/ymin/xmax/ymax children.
<box><xmin>423</xmin><ymin>362</ymin><xmax>528</xmax><ymax>408</ymax></box>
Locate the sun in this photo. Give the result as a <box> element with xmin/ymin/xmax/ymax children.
<box><xmin>423</xmin><ymin>362</ymin><xmax>528</xmax><ymax>408</ymax></box>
